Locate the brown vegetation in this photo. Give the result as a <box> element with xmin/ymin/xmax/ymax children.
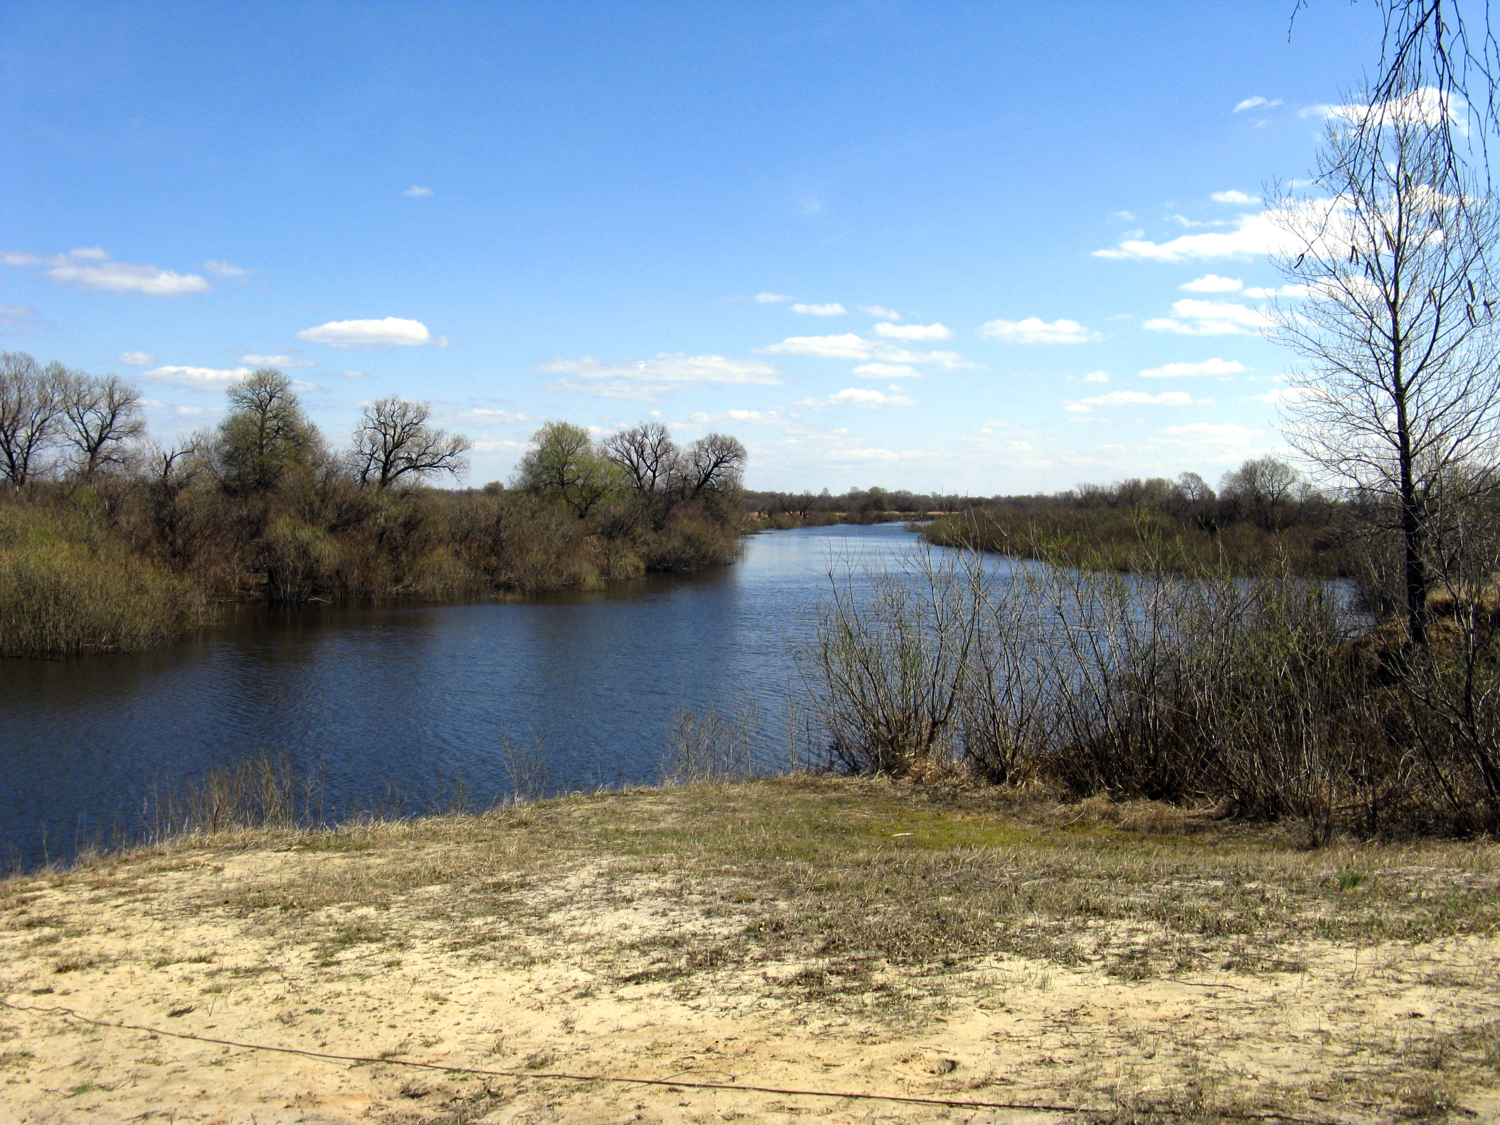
<box><xmin>0</xmin><ymin>359</ymin><xmax>747</xmax><ymax>656</ymax></box>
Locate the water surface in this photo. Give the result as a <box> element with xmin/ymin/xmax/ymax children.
<box><xmin>0</xmin><ymin>523</ymin><xmax>922</xmax><ymax>868</ymax></box>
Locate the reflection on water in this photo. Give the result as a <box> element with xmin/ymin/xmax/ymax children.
<box><xmin>0</xmin><ymin>523</ymin><xmax>924</xmax><ymax>869</ymax></box>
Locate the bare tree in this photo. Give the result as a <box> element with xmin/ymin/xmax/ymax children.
<box><xmin>683</xmin><ymin>433</ymin><xmax>747</xmax><ymax>501</ymax></box>
<box><xmin>350</xmin><ymin>397</ymin><xmax>471</xmax><ymax>489</ymax></box>
<box><xmin>0</xmin><ymin>352</ymin><xmax>66</xmax><ymax>487</ymax></box>
<box><xmin>1267</xmin><ymin>73</ymin><xmax>1500</xmax><ymax>642</ymax></box>
<box><xmin>1219</xmin><ymin>456</ymin><xmax>1301</xmax><ymax>532</ymax></box>
<box><xmin>62</xmin><ymin>372</ymin><xmax>145</xmax><ymax>481</ymax></box>
<box><xmin>602</xmin><ymin>421</ymin><xmax>680</xmax><ymax>493</ymax></box>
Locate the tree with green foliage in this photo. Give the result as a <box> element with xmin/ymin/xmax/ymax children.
<box><xmin>513</xmin><ymin>421</ymin><xmax>621</xmax><ymax>517</ymax></box>
<box><xmin>213</xmin><ymin>369</ymin><xmax>323</xmax><ymax>493</ymax></box>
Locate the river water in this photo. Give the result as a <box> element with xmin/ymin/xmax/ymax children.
<box><xmin>0</xmin><ymin>523</ymin><xmax>927</xmax><ymax>869</ymax></box>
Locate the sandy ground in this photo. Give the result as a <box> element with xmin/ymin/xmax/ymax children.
<box><xmin>1</xmin><ymin>786</ymin><xmax>1498</xmax><ymax>1123</ymax></box>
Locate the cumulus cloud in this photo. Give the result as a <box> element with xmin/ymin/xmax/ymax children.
<box><xmin>1139</xmin><ymin>358</ymin><xmax>1247</xmax><ymax>378</ymax></box>
<box><xmin>1210</xmin><ymin>190</ymin><xmax>1260</xmax><ymax>205</ymax></box>
<box><xmin>760</xmin><ymin>333</ymin><xmax>873</xmax><ymax>360</ymax></box>
<box><xmin>1303</xmin><ymin>86</ymin><xmax>1466</xmax><ymax>130</ymax></box>
<box><xmin>1144</xmin><ymin>299</ymin><xmax>1271</xmax><ymax>335</ymax></box>
<box><xmin>689</xmin><ymin>408</ymin><xmax>796</xmax><ymax>426</ymax></box>
<box><xmin>860</xmin><ymin>305</ymin><xmax>900</xmax><ymax>320</ymax></box>
<box><xmin>1233</xmin><ymin>96</ymin><xmax>1283</xmax><ymax>113</ymax></box>
<box><xmin>455</xmin><ymin>408</ymin><xmax>535</xmax><ymax>424</ymax></box>
<box><xmin>796</xmin><ymin>388</ymin><xmax>915</xmax><ymax>409</ymax></box>
<box><xmin>874</xmin><ymin>321</ymin><xmax>952</xmax><ymax>341</ymax></box>
<box><xmin>3</xmin><ymin>247</ymin><xmax>213</xmax><ymax>296</ymax></box>
<box><xmin>142</xmin><ymin>365</ymin><xmax>254</xmax><ymax>387</ymax></box>
<box><xmin>977</xmin><ymin>317</ymin><xmax>1100</xmax><ymax>345</ymax></box>
<box><xmin>1082</xmin><ymin>370</ymin><xmax>1111</xmax><ymax>383</ymax></box>
<box><xmin>296</xmin><ymin>317</ymin><xmax>439</xmax><ymax>348</ymax></box>
<box><xmin>1092</xmin><ymin>209</ymin><xmax>1299</xmax><ymax>261</ymax></box>
<box><xmin>539</xmin><ymin>353</ymin><xmax>786</xmax><ymax>401</ymax></box>
<box><xmin>755</xmin><ymin>292</ymin><xmax>792</xmax><ymax>304</ymax></box>
<box><xmin>792</xmin><ymin>302</ymin><xmax>847</xmax><ymax>316</ymax></box>
<box><xmin>239</xmin><ymin>353</ymin><xmax>316</xmax><ymax>367</ymax></box>
<box><xmin>1066</xmin><ymin>390</ymin><xmax>1194</xmax><ymax>413</ymax></box>
<box><xmin>117</xmin><ymin>352</ymin><xmax>155</xmax><ymax>365</ymax></box>
<box><xmin>1180</xmin><ymin>274</ymin><xmax>1244</xmax><ymax>293</ymax></box>
<box><xmin>403</xmin><ymin>186</ymin><xmax>434</xmax><ymax>197</ymax></box>
<box><xmin>852</xmin><ymin>363</ymin><xmax>921</xmax><ymax>379</ymax></box>
<box><xmin>1242</xmin><ymin>283</ymin><xmax>1311</xmax><ymax>299</ymax></box>
<box><xmin>204</xmin><ymin>260</ymin><xmax>251</xmax><ymax>280</ymax></box>
<box><xmin>1158</xmin><ymin>422</ymin><xmax>1263</xmax><ymax>446</ymax></box>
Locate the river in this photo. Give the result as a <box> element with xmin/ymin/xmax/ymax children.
<box><xmin>0</xmin><ymin>523</ymin><xmax>925</xmax><ymax>869</ymax></box>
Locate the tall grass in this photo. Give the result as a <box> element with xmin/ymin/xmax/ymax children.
<box><xmin>807</xmin><ymin>537</ymin><xmax>1500</xmax><ymax>840</ymax></box>
<box><xmin>0</xmin><ymin>505</ymin><xmax>203</xmax><ymax>656</ymax></box>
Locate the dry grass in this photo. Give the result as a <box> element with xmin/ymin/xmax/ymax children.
<box><xmin>1</xmin><ymin>776</ymin><xmax>1498</xmax><ymax>1122</ymax></box>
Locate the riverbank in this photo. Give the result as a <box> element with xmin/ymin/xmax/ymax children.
<box><xmin>2</xmin><ymin>776</ymin><xmax>1498</xmax><ymax>1123</ymax></box>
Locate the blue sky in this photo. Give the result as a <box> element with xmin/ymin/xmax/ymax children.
<box><xmin>0</xmin><ymin>1</ymin><xmax>1390</xmax><ymax>493</ymax></box>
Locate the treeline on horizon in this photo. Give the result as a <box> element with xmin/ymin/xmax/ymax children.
<box><xmin>921</xmin><ymin>457</ymin><xmax>1348</xmax><ymax>575</ymax></box>
<box><xmin>0</xmin><ymin>353</ymin><xmax>747</xmax><ymax>656</ymax></box>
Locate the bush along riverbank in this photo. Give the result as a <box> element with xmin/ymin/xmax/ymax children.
<box><xmin>0</xmin><ymin>357</ymin><xmax>747</xmax><ymax>656</ymax></box>
<box><xmin>808</xmin><ymin>530</ymin><xmax>1500</xmax><ymax>842</ymax></box>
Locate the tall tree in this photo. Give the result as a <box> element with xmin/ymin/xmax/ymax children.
<box><xmin>0</xmin><ymin>353</ymin><xmax>66</xmax><ymax>487</ymax></box>
<box><xmin>513</xmin><ymin>421</ymin><xmax>620</xmax><ymax>517</ymax></box>
<box><xmin>350</xmin><ymin>397</ymin><xmax>471</xmax><ymax>489</ymax></box>
<box><xmin>213</xmin><ymin>369</ymin><xmax>323</xmax><ymax>493</ymax></box>
<box><xmin>602</xmin><ymin>422</ymin><xmax>680</xmax><ymax>494</ymax></box>
<box><xmin>1268</xmin><ymin>73</ymin><xmax>1500</xmax><ymax>642</ymax></box>
<box><xmin>62</xmin><ymin>372</ymin><xmax>145</xmax><ymax>481</ymax></box>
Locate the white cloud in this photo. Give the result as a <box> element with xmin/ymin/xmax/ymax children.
<box><xmin>296</xmin><ymin>317</ymin><xmax>439</xmax><ymax>348</ymax></box>
<box><xmin>539</xmin><ymin>353</ymin><xmax>786</xmax><ymax>401</ymax></box>
<box><xmin>141</xmin><ymin>365</ymin><xmax>253</xmax><ymax>387</ymax></box>
<box><xmin>1082</xmin><ymin>370</ymin><xmax>1111</xmax><ymax>383</ymax></box>
<box><xmin>1113</xmin><ymin>210</ymin><xmax>1137</xmax><ymax>222</ymax></box>
<box><xmin>1067</xmin><ymin>390</ymin><xmax>1194</xmax><ymax>413</ymax></box>
<box><xmin>0</xmin><ymin>304</ymin><xmax>37</xmax><ymax>326</ymax></box>
<box><xmin>1303</xmin><ymin>86</ymin><xmax>1466</xmax><ymax>130</ymax></box>
<box><xmin>456</xmin><ymin>408</ymin><xmax>535</xmax><ymax>424</ymax></box>
<box><xmin>1240</xmin><ymin>385</ymin><xmax>1318</xmax><ymax>405</ymax></box>
<box><xmin>117</xmin><ymin>351</ymin><xmax>155</xmax><ymax>365</ymax></box>
<box><xmin>690</xmin><ymin>408</ymin><xmax>796</xmax><ymax>426</ymax></box>
<box><xmin>860</xmin><ymin>305</ymin><xmax>900</xmax><ymax>320</ymax></box>
<box><xmin>796</xmin><ymin>388</ymin><xmax>915</xmax><ymax>409</ymax></box>
<box><xmin>1144</xmin><ymin>299</ymin><xmax>1271</xmax><ymax>336</ymax></box>
<box><xmin>15</xmin><ymin>247</ymin><xmax>214</xmax><ymax>296</ymax></box>
<box><xmin>977</xmin><ymin>317</ymin><xmax>1100</xmax><ymax>345</ymax></box>
<box><xmin>1242</xmin><ymin>283</ymin><xmax>1311</xmax><ymax>299</ymax></box>
<box><xmin>760</xmin><ymin>333</ymin><xmax>873</xmax><ymax>359</ymax></box>
<box><xmin>403</xmin><ymin>186</ymin><xmax>433</xmax><ymax>197</ymax></box>
<box><xmin>239</xmin><ymin>353</ymin><xmax>316</xmax><ymax>367</ymax></box>
<box><xmin>1139</xmin><ymin>358</ymin><xmax>1247</xmax><ymax>378</ymax></box>
<box><xmin>792</xmin><ymin>302</ymin><xmax>847</xmax><ymax>316</ymax></box>
<box><xmin>1233</xmin><ymin>96</ymin><xmax>1283</xmax><ymax>113</ymax></box>
<box><xmin>1159</xmin><ymin>422</ymin><xmax>1263</xmax><ymax>447</ymax></box>
<box><xmin>1180</xmin><ymin>273</ymin><xmax>1243</xmax><ymax>293</ymax></box>
<box><xmin>755</xmin><ymin>292</ymin><xmax>792</xmax><ymax>304</ymax></box>
<box><xmin>1092</xmin><ymin>209</ymin><xmax>1298</xmax><ymax>261</ymax></box>
<box><xmin>204</xmin><ymin>260</ymin><xmax>251</xmax><ymax>280</ymax></box>
<box><xmin>874</xmin><ymin>321</ymin><xmax>952</xmax><ymax>341</ymax></box>
<box><xmin>1210</xmin><ymin>190</ymin><xmax>1259</xmax><ymax>205</ymax></box>
<box><xmin>852</xmin><ymin>363</ymin><xmax>921</xmax><ymax>379</ymax></box>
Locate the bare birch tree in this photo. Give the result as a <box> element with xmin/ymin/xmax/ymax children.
<box><xmin>1267</xmin><ymin>72</ymin><xmax>1500</xmax><ymax>642</ymax></box>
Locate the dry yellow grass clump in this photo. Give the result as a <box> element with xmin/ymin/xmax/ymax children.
<box><xmin>1</xmin><ymin>776</ymin><xmax>1499</xmax><ymax>1123</ymax></box>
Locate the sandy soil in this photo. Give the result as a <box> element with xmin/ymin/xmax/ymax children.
<box><xmin>1</xmin><ymin>785</ymin><xmax>1498</xmax><ymax>1123</ymax></box>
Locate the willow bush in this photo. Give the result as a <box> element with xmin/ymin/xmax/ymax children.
<box><xmin>0</xmin><ymin>505</ymin><xmax>202</xmax><ymax>655</ymax></box>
